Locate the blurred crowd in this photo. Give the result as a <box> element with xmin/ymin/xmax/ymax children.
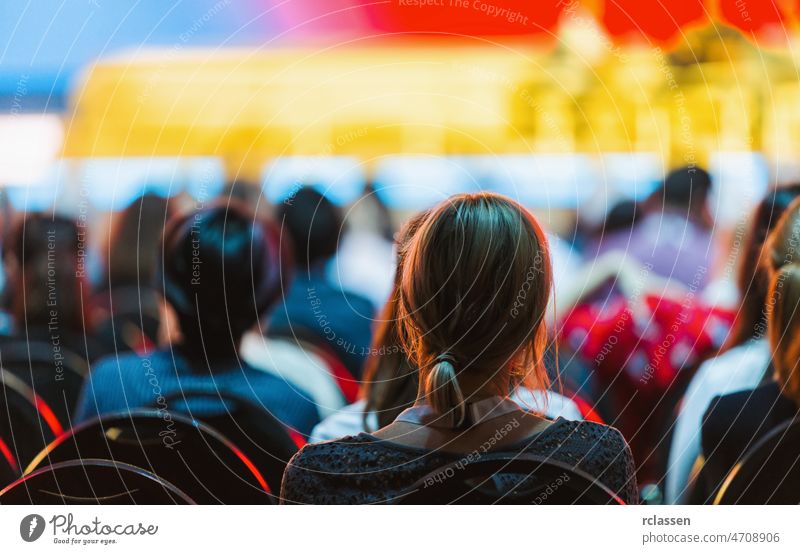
<box><xmin>2</xmin><ymin>162</ymin><xmax>799</xmax><ymax>505</ymax></box>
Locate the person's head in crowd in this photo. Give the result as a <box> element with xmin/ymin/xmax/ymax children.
<box><xmin>767</xmin><ymin>262</ymin><xmax>800</xmax><ymax>402</ymax></box>
<box><xmin>275</xmin><ymin>187</ymin><xmax>342</xmax><ymax>270</ymax></box>
<box><xmin>763</xmin><ymin>196</ymin><xmax>800</xmax><ymax>276</ymax></box>
<box><xmin>647</xmin><ymin>165</ymin><xmax>712</xmax><ymax>226</ymax></box>
<box><xmin>603</xmin><ymin>199</ymin><xmax>639</xmax><ymax>234</ymax></box>
<box><xmin>763</xmin><ymin>196</ymin><xmax>800</xmax><ymax>401</ymax></box>
<box><xmin>3</xmin><ymin>214</ymin><xmax>87</xmax><ymax>332</ymax></box>
<box><xmin>361</xmin><ymin>210</ymin><xmax>429</xmax><ymax>430</ymax></box>
<box><xmin>356</xmin><ymin>183</ymin><xmax>394</xmax><ymax>241</ymax></box>
<box><xmin>726</xmin><ymin>184</ymin><xmax>800</xmax><ymax>349</ymax></box>
<box><xmin>222</xmin><ymin>180</ymin><xmax>262</xmax><ymax>207</ymax></box>
<box><xmin>158</xmin><ymin>202</ymin><xmax>283</xmax><ymax>360</ymax></box>
<box><xmin>104</xmin><ymin>193</ymin><xmax>172</xmax><ymax>289</ymax></box>
<box><xmin>397</xmin><ymin>192</ymin><xmax>552</xmax><ymax>422</ymax></box>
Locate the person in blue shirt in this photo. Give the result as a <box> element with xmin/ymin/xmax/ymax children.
<box><xmin>76</xmin><ymin>202</ymin><xmax>320</xmax><ymax>436</ymax></box>
<box><xmin>269</xmin><ymin>187</ymin><xmax>374</xmax><ymax>378</ymax></box>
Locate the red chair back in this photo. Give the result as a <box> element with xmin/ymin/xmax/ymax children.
<box><xmin>0</xmin><ymin>369</ymin><xmax>64</xmax><ymax>470</ymax></box>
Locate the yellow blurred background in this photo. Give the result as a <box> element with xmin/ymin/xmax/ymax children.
<box><xmin>63</xmin><ymin>25</ymin><xmax>800</xmax><ymax>182</ymax></box>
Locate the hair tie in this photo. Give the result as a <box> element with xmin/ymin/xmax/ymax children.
<box><xmin>435</xmin><ymin>352</ymin><xmax>456</xmax><ymax>366</ymax></box>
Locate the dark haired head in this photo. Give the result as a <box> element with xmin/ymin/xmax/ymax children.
<box><xmin>398</xmin><ymin>193</ymin><xmax>552</xmax><ymax>422</ymax></box>
<box><xmin>222</xmin><ymin>180</ymin><xmax>261</xmax><ymax>205</ymax></box>
<box><xmin>275</xmin><ymin>187</ymin><xmax>342</xmax><ymax>269</ymax></box>
<box><xmin>158</xmin><ymin>203</ymin><xmax>283</xmax><ymax>360</ymax></box>
<box><xmin>4</xmin><ymin>214</ymin><xmax>86</xmax><ymax>332</ymax></box>
<box><xmin>604</xmin><ymin>199</ymin><xmax>639</xmax><ymax>234</ymax></box>
<box><xmin>649</xmin><ymin>165</ymin><xmax>712</xmax><ymax>225</ymax></box>
<box><xmin>105</xmin><ymin>193</ymin><xmax>172</xmax><ymax>289</ymax></box>
<box><xmin>663</xmin><ymin>165</ymin><xmax>712</xmax><ymax>205</ymax></box>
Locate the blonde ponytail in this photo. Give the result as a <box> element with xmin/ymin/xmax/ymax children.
<box><xmin>425</xmin><ymin>353</ymin><xmax>466</xmax><ymax>426</ymax></box>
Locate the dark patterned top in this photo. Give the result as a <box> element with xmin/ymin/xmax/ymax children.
<box><xmin>281</xmin><ymin>418</ymin><xmax>638</xmax><ymax>504</ymax></box>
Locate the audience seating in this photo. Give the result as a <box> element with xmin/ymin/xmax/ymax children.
<box><xmin>1</xmin><ymin>339</ymin><xmax>88</xmax><ymax>423</ymax></box>
<box><xmin>0</xmin><ymin>437</ymin><xmax>18</xmax><ymax>489</ymax></box>
<box><xmin>714</xmin><ymin>419</ymin><xmax>800</xmax><ymax>505</ymax></box>
<box><xmin>649</xmin><ymin>366</ymin><xmax>703</xmax><ymax>488</ymax></box>
<box><xmin>393</xmin><ymin>453</ymin><xmax>624</xmax><ymax>505</ymax></box>
<box><xmin>0</xmin><ymin>368</ymin><xmax>63</xmax><ymax>469</ymax></box>
<box><xmin>25</xmin><ymin>410</ymin><xmax>274</xmax><ymax>504</ymax></box>
<box><xmin>0</xmin><ymin>458</ymin><xmax>194</xmax><ymax>504</ymax></box>
<box><xmin>685</xmin><ymin>455</ymin><xmax>712</xmax><ymax>504</ymax></box>
<box><xmin>158</xmin><ymin>390</ymin><xmax>300</xmax><ymax>491</ymax></box>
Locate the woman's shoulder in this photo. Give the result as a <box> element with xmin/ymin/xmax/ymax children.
<box><xmin>291</xmin><ymin>420</ymin><xmax>633</xmax><ymax>469</ymax></box>
<box><xmin>535</xmin><ymin>419</ymin><xmax>633</xmax><ymax>469</ymax></box>
<box><xmin>526</xmin><ymin>419</ymin><xmax>638</xmax><ymax>503</ymax></box>
<box><xmin>531</xmin><ymin>418</ymin><xmax>629</xmax><ymax>452</ymax></box>
<box><xmin>287</xmin><ymin>434</ymin><xmax>403</xmax><ymax>470</ymax></box>
<box><xmin>280</xmin><ymin>434</ymin><xmax>424</xmax><ymax>504</ymax></box>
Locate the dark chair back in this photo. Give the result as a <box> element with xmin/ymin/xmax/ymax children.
<box><xmin>159</xmin><ymin>390</ymin><xmax>300</xmax><ymax>492</ymax></box>
<box><xmin>0</xmin><ymin>458</ymin><xmax>194</xmax><ymax>504</ymax></box>
<box><xmin>0</xmin><ymin>368</ymin><xmax>63</xmax><ymax>470</ymax></box>
<box><xmin>0</xmin><ymin>339</ymin><xmax>87</xmax><ymax>422</ymax></box>
<box><xmin>26</xmin><ymin>410</ymin><xmax>274</xmax><ymax>504</ymax></box>
<box><xmin>715</xmin><ymin>419</ymin><xmax>800</xmax><ymax>504</ymax></box>
<box><xmin>394</xmin><ymin>453</ymin><xmax>624</xmax><ymax>505</ymax></box>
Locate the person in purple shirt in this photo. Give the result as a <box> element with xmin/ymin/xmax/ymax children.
<box><xmin>76</xmin><ymin>202</ymin><xmax>320</xmax><ymax>436</ymax></box>
<box><xmin>592</xmin><ymin>166</ymin><xmax>716</xmax><ymax>289</ymax></box>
